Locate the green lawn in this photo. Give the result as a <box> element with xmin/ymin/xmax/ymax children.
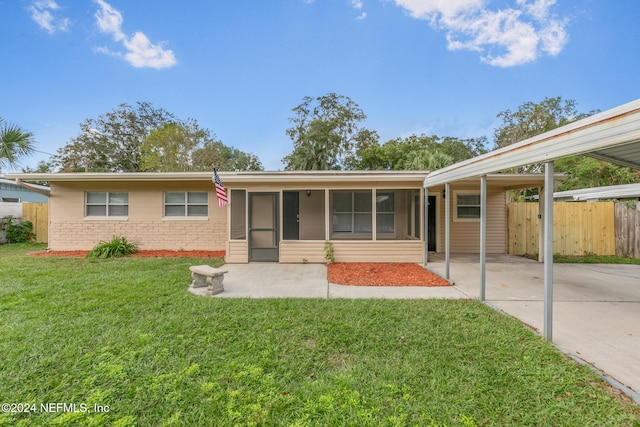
<box><xmin>1</xmin><ymin>244</ymin><xmax>638</xmax><ymax>426</ymax></box>
<box><xmin>522</xmin><ymin>253</ymin><xmax>640</xmax><ymax>265</ymax></box>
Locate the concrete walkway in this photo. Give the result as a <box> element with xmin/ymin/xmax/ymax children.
<box><xmin>426</xmin><ymin>254</ymin><xmax>640</xmax><ymax>399</ymax></box>
<box><xmin>190</xmin><ymin>263</ymin><xmax>467</xmax><ymax>299</ymax></box>
<box><xmin>188</xmin><ymin>258</ymin><xmax>640</xmax><ymax>400</ymax></box>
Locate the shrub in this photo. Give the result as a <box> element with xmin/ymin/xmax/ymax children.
<box><xmin>324</xmin><ymin>240</ymin><xmax>335</xmax><ymax>264</ymax></box>
<box><xmin>87</xmin><ymin>236</ymin><xmax>138</xmax><ymax>259</ymax></box>
<box><xmin>1</xmin><ymin>215</ymin><xmax>35</xmax><ymax>243</ymax></box>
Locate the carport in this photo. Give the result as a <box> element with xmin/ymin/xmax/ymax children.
<box><xmin>423</xmin><ymin>98</ymin><xmax>640</xmax><ymax>342</ymax></box>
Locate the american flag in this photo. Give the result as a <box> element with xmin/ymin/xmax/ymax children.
<box><xmin>213</xmin><ymin>168</ymin><xmax>228</xmax><ymax>208</ymax></box>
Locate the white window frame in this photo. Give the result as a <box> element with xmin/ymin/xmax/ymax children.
<box><xmin>85</xmin><ymin>192</ymin><xmax>128</xmax><ymax>218</ymax></box>
<box><xmin>163</xmin><ymin>191</ymin><xmax>209</xmax><ymax>218</ymax></box>
<box><xmin>453</xmin><ymin>191</ymin><xmax>481</xmax><ymax>222</ymax></box>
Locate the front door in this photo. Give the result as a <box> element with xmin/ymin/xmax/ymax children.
<box><xmin>282</xmin><ymin>191</ymin><xmax>300</xmax><ymax>240</ymax></box>
<box><xmin>427</xmin><ymin>195</ymin><xmax>436</xmax><ymax>251</ymax></box>
<box><xmin>249</xmin><ymin>192</ymin><xmax>279</xmax><ymax>262</ymax></box>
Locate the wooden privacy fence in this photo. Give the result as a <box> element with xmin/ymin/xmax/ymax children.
<box><xmin>22</xmin><ymin>203</ymin><xmax>48</xmax><ymax>243</ymax></box>
<box><xmin>508</xmin><ymin>202</ymin><xmax>616</xmax><ymax>256</ymax></box>
<box><xmin>615</xmin><ymin>203</ymin><xmax>640</xmax><ymax>258</ymax></box>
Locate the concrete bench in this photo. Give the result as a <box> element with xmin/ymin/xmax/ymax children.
<box><xmin>190</xmin><ymin>265</ymin><xmax>228</xmax><ymax>295</ymax></box>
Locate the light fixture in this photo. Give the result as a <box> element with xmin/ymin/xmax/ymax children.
<box><xmin>306</xmin><ymin>190</ymin><xmax>311</xmax><ymax>197</ymax></box>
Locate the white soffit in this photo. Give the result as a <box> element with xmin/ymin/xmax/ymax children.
<box><xmin>424</xmin><ymin>98</ymin><xmax>640</xmax><ymax>188</ymax></box>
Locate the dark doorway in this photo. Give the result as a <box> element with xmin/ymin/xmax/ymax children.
<box><xmin>427</xmin><ymin>195</ymin><xmax>436</xmax><ymax>251</ymax></box>
<box><xmin>283</xmin><ymin>191</ymin><xmax>300</xmax><ymax>240</ymax></box>
<box><xmin>249</xmin><ymin>192</ymin><xmax>279</xmax><ymax>262</ymax></box>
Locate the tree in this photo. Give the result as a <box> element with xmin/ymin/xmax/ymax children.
<box><xmin>140</xmin><ymin>120</ymin><xmax>207</xmax><ymax>172</ymax></box>
<box><xmin>493</xmin><ymin>96</ymin><xmax>640</xmax><ymax>189</ymax></box>
<box><xmin>400</xmin><ymin>150</ymin><xmax>454</xmax><ymax>171</ymax></box>
<box><xmin>21</xmin><ymin>160</ymin><xmax>54</xmax><ymax>185</ymax></box>
<box><xmin>555</xmin><ymin>156</ymin><xmax>640</xmax><ymax>191</ymax></box>
<box><xmin>138</xmin><ymin>119</ymin><xmax>264</xmax><ymax>172</ymax></box>
<box><xmin>349</xmin><ymin>134</ymin><xmax>487</xmax><ymax>170</ymax></box>
<box><xmin>53</xmin><ymin>102</ymin><xmax>177</xmax><ymax>172</ymax></box>
<box><xmin>0</xmin><ymin>117</ymin><xmax>35</xmax><ymax>170</ymax></box>
<box><xmin>192</xmin><ymin>140</ymin><xmax>263</xmax><ymax>171</ymax></box>
<box><xmin>283</xmin><ymin>93</ymin><xmax>373</xmax><ymax>170</ymax></box>
<box><xmin>53</xmin><ymin>102</ymin><xmax>262</xmax><ymax>172</ymax></box>
<box><xmin>494</xmin><ymin>96</ymin><xmax>593</xmax><ymax>150</ymax></box>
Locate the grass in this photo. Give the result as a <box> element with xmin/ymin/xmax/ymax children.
<box><xmin>1</xmin><ymin>243</ymin><xmax>639</xmax><ymax>426</ymax></box>
<box><xmin>522</xmin><ymin>253</ymin><xmax>640</xmax><ymax>265</ymax></box>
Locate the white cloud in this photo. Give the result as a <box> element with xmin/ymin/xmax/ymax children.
<box><xmin>28</xmin><ymin>0</ymin><xmax>70</xmax><ymax>34</ymax></box>
<box><xmin>94</xmin><ymin>0</ymin><xmax>177</xmax><ymax>69</ymax></box>
<box><xmin>393</xmin><ymin>0</ymin><xmax>568</xmax><ymax>67</ymax></box>
<box><xmin>350</xmin><ymin>0</ymin><xmax>367</xmax><ymax>19</ymax></box>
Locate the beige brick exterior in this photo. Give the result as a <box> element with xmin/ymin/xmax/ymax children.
<box><xmin>48</xmin><ymin>181</ymin><xmax>227</xmax><ymax>251</ymax></box>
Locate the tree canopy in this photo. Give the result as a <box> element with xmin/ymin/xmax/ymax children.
<box><xmin>1</xmin><ymin>117</ymin><xmax>35</xmax><ymax>170</ymax></box>
<box><xmin>53</xmin><ymin>102</ymin><xmax>262</xmax><ymax>172</ymax></box>
<box><xmin>283</xmin><ymin>93</ymin><xmax>377</xmax><ymax>170</ymax></box>
<box><xmin>493</xmin><ymin>96</ymin><xmax>640</xmax><ymax>189</ymax></box>
<box><xmin>350</xmin><ymin>134</ymin><xmax>487</xmax><ymax>171</ymax></box>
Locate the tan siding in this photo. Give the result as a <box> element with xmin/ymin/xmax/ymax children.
<box><xmin>226</xmin><ymin>241</ymin><xmax>249</xmax><ymax>263</ymax></box>
<box><xmin>440</xmin><ymin>186</ymin><xmax>507</xmax><ymax>254</ymax></box>
<box><xmin>279</xmin><ymin>241</ymin><xmax>326</xmax><ymax>263</ymax></box>
<box><xmin>332</xmin><ymin>241</ymin><xmax>424</xmax><ymax>263</ymax></box>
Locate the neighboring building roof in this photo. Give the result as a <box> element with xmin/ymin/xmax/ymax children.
<box><xmin>530</xmin><ymin>183</ymin><xmax>640</xmax><ymax>202</ymax></box>
<box><xmin>0</xmin><ymin>176</ymin><xmax>50</xmax><ymax>201</ymax></box>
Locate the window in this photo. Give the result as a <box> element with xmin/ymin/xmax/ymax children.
<box><xmin>376</xmin><ymin>192</ymin><xmax>395</xmax><ymax>237</ymax></box>
<box><xmin>2</xmin><ymin>197</ymin><xmax>19</xmax><ymax>203</ymax></box>
<box><xmin>164</xmin><ymin>192</ymin><xmax>208</xmax><ymax>217</ymax></box>
<box><xmin>230</xmin><ymin>190</ymin><xmax>246</xmax><ymax>239</ymax></box>
<box><xmin>86</xmin><ymin>192</ymin><xmax>128</xmax><ymax>217</ymax></box>
<box><xmin>455</xmin><ymin>193</ymin><xmax>481</xmax><ymax>220</ymax></box>
<box><xmin>331</xmin><ymin>191</ymin><xmax>372</xmax><ymax>239</ymax></box>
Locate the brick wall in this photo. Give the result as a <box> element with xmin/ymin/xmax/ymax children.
<box><xmin>48</xmin><ymin>181</ymin><xmax>227</xmax><ymax>251</ymax></box>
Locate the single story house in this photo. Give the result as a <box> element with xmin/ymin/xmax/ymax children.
<box><xmin>7</xmin><ymin>171</ymin><xmax>549</xmax><ymax>263</ymax></box>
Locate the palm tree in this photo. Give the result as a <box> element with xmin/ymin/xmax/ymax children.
<box><xmin>0</xmin><ymin>117</ymin><xmax>35</xmax><ymax>170</ymax></box>
<box><xmin>401</xmin><ymin>150</ymin><xmax>454</xmax><ymax>171</ymax></box>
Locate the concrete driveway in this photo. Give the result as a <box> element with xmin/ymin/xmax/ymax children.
<box><xmin>426</xmin><ymin>254</ymin><xmax>640</xmax><ymax>399</ymax></box>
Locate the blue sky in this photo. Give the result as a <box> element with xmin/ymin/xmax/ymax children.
<box><xmin>2</xmin><ymin>0</ymin><xmax>639</xmax><ymax>172</ymax></box>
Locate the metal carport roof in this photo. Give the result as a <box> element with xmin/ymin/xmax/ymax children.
<box><xmin>423</xmin><ymin>98</ymin><xmax>640</xmax><ymax>188</ymax></box>
<box><xmin>422</xmin><ymin>98</ymin><xmax>640</xmax><ymax>342</ymax></box>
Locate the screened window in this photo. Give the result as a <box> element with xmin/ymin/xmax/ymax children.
<box><xmin>86</xmin><ymin>192</ymin><xmax>128</xmax><ymax>217</ymax></box>
<box><xmin>230</xmin><ymin>189</ymin><xmax>246</xmax><ymax>239</ymax></box>
<box><xmin>455</xmin><ymin>193</ymin><xmax>481</xmax><ymax>220</ymax></box>
<box><xmin>376</xmin><ymin>192</ymin><xmax>395</xmax><ymax>235</ymax></box>
<box><xmin>164</xmin><ymin>192</ymin><xmax>208</xmax><ymax>217</ymax></box>
<box><xmin>331</xmin><ymin>191</ymin><xmax>372</xmax><ymax>239</ymax></box>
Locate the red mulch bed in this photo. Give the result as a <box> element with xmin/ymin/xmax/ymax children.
<box><xmin>29</xmin><ymin>250</ymin><xmax>225</xmax><ymax>258</ymax></box>
<box><xmin>327</xmin><ymin>262</ymin><xmax>451</xmax><ymax>287</ymax></box>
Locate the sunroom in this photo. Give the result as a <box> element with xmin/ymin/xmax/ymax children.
<box><xmin>223</xmin><ymin>171</ymin><xmax>429</xmax><ymax>263</ymax></box>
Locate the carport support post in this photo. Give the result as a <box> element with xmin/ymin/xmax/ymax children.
<box><xmin>445</xmin><ymin>182</ymin><xmax>450</xmax><ymax>280</ymax></box>
<box><xmin>424</xmin><ymin>187</ymin><xmax>429</xmax><ymax>267</ymax></box>
<box><xmin>544</xmin><ymin>161</ymin><xmax>555</xmax><ymax>341</ymax></box>
<box><xmin>480</xmin><ymin>175</ymin><xmax>487</xmax><ymax>301</ymax></box>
